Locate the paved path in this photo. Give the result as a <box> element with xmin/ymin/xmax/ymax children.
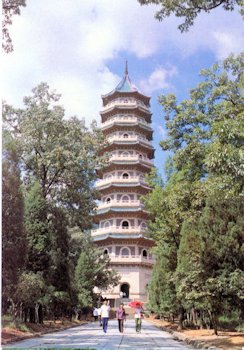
<box><xmin>3</xmin><ymin>319</ymin><xmax>197</xmax><ymax>349</ymax></box>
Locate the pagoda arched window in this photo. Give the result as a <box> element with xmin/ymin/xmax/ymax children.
<box><xmin>104</xmin><ymin>249</ymin><xmax>109</xmax><ymax>255</ymax></box>
<box><xmin>142</xmin><ymin>249</ymin><xmax>148</xmax><ymax>257</ymax></box>
<box><xmin>141</xmin><ymin>221</ymin><xmax>147</xmax><ymax>229</ymax></box>
<box><xmin>120</xmin><ymin>247</ymin><xmax>130</xmax><ymax>256</ymax></box>
<box><xmin>104</xmin><ymin>221</ymin><xmax>110</xmax><ymax>228</ymax></box>
<box><xmin>122</xmin><ymin>173</ymin><xmax>129</xmax><ymax>179</ymax></box>
<box><xmin>123</xmin><ymin>133</ymin><xmax>129</xmax><ymax>138</ymax></box>
<box><xmin>121</xmin><ymin>195</ymin><xmax>130</xmax><ymax>203</ymax></box>
<box><xmin>121</xmin><ymin>151</ymin><xmax>129</xmax><ymax>157</ymax></box>
<box><xmin>121</xmin><ymin>220</ymin><xmax>129</xmax><ymax>229</ymax></box>
<box><xmin>106</xmin><ymin>197</ymin><xmax>111</xmax><ymax>203</ymax></box>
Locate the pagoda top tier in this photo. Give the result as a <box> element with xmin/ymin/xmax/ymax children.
<box><xmin>102</xmin><ymin>61</ymin><xmax>150</xmax><ymax>106</ymax></box>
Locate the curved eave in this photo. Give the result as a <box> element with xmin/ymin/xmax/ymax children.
<box><xmin>101</xmin><ymin>144</ymin><xmax>155</xmax><ymax>159</ymax></box>
<box><xmin>110</xmin><ymin>261</ymin><xmax>154</xmax><ymax>267</ymax></box>
<box><xmin>96</xmin><ymin>162</ymin><xmax>154</xmax><ymax>176</ymax></box>
<box><xmin>104</xmin><ymin>140</ymin><xmax>154</xmax><ymax>152</ymax></box>
<box><xmin>94</xmin><ymin>206</ymin><xmax>146</xmax><ymax>216</ymax></box>
<box><xmin>93</xmin><ymin>234</ymin><xmax>154</xmax><ymax>247</ymax></box>
<box><xmin>93</xmin><ymin>233</ymin><xmax>153</xmax><ymax>242</ymax></box>
<box><xmin>101</xmin><ymin>123</ymin><xmax>153</xmax><ymax>139</ymax></box>
<box><xmin>100</xmin><ymin>105</ymin><xmax>152</xmax><ymax>118</ymax></box>
<box><xmin>95</xmin><ymin>182</ymin><xmax>152</xmax><ymax>192</ymax></box>
<box><xmin>102</xmin><ymin>90</ymin><xmax>150</xmax><ymax>106</ymax></box>
<box><xmin>95</xmin><ymin>185</ymin><xmax>151</xmax><ymax>196</ymax></box>
<box><xmin>93</xmin><ymin>210</ymin><xmax>149</xmax><ymax>223</ymax></box>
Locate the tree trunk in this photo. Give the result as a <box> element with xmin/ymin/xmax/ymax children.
<box><xmin>178</xmin><ymin>306</ymin><xmax>185</xmax><ymax>330</ymax></box>
<box><xmin>38</xmin><ymin>304</ymin><xmax>43</xmax><ymax>324</ymax></box>
<box><xmin>191</xmin><ymin>307</ymin><xmax>197</xmax><ymax>326</ymax></box>
<box><xmin>35</xmin><ymin>304</ymin><xmax>39</xmax><ymax>324</ymax></box>
<box><xmin>24</xmin><ymin>306</ymin><xmax>28</xmax><ymax>322</ymax></box>
<box><xmin>212</xmin><ymin>313</ymin><xmax>218</xmax><ymax>335</ymax></box>
<box><xmin>208</xmin><ymin>310</ymin><xmax>218</xmax><ymax>335</ymax></box>
<box><xmin>29</xmin><ymin>307</ymin><xmax>35</xmax><ymax>323</ymax></box>
<box><xmin>10</xmin><ymin>300</ymin><xmax>17</xmax><ymax>326</ymax></box>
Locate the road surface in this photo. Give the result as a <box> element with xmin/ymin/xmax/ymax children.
<box><xmin>3</xmin><ymin>319</ymin><xmax>197</xmax><ymax>349</ymax></box>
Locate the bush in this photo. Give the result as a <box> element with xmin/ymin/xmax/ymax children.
<box><xmin>219</xmin><ymin>312</ymin><xmax>242</xmax><ymax>331</ymax></box>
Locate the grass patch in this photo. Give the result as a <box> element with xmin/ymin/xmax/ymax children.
<box><xmin>18</xmin><ymin>323</ymin><xmax>30</xmax><ymax>332</ymax></box>
<box><xmin>2</xmin><ymin>314</ymin><xmax>12</xmax><ymax>322</ymax></box>
<box><xmin>2</xmin><ymin>321</ymin><xmax>30</xmax><ymax>332</ymax></box>
<box><xmin>219</xmin><ymin>314</ymin><xmax>244</xmax><ymax>331</ymax></box>
<box><xmin>236</xmin><ymin>323</ymin><xmax>244</xmax><ymax>332</ymax></box>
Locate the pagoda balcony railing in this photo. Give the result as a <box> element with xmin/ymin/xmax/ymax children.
<box><xmin>107</xmin><ymin>135</ymin><xmax>152</xmax><ymax>147</ymax></box>
<box><xmin>109</xmin><ymin>154</ymin><xmax>153</xmax><ymax>165</ymax></box>
<box><xmin>102</xmin><ymin>98</ymin><xmax>149</xmax><ymax>112</ymax></box>
<box><xmin>91</xmin><ymin>225</ymin><xmax>147</xmax><ymax>235</ymax></box>
<box><xmin>96</xmin><ymin>200</ymin><xmax>143</xmax><ymax>210</ymax></box>
<box><xmin>95</xmin><ymin>176</ymin><xmax>146</xmax><ymax>188</ymax></box>
<box><xmin>109</xmin><ymin>255</ymin><xmax>155</xmax><ymax>264</ymax></box>
<box><xmin>101</xmin><ymin>116</ymin><xmax>151</xmax><ymax>129</ymax></box>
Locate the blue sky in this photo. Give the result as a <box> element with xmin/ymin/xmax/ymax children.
<box><xmin>2</xmin><ymin>0</ymin><xmax>243</xmax><ymax>178</ymax></box>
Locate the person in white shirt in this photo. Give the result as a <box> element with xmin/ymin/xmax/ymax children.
<box><xmin>97</xmin><ymin>307</ymin><xmax>102</xmax><ymax>326</ymax></box>
<box><xmin>100</xmin><ymin>300</ymin><xmax>110</xmax><ymax>333</ymax></box>
<box><xmin>93</xmin><ymin>307</ymin><xmax>98</xmax><ymax>321</ymax></box>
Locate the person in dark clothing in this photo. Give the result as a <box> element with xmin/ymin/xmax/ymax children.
<box><xmin>116</xmin><ymin>303</ymin><xmax>126</xmax><ymax>333</ymax></box>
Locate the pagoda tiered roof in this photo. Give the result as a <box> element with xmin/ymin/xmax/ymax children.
<box><xmin>93</xmin><ymin>233</ymin><xmax>154</xmax><ymax>247</ymax></box>
<box><xmin>101</xmin><ymin>62</ymin><xmax>150</xmax><ymax>106</ymax></box>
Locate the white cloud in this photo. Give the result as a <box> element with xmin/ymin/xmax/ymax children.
<box><xmin>212</xmin><ymin>31</ymin><xmax>244</xmax><ymax>59</ymax></box>
<box><xmin>52</xmin><ymin>67</ymin><xmax>119</xmax><ymax>123</ymax></box>
<box><xmin>168</xmin><ymin>8</ymin><xmax>243</xmax><ymax>59</ymax></box>
<box><xmin>2</xmin><ymin>0</ymin><xmax>243</xmax><ymax>125</ymax></box>
<box><xmin>158</xmin><ymin>125</ymin><xmax>167</xmax><ymax>138</ymax></box>
<box><xmin>140</xmin><ymin>65</ymin><xmax>178</xmax><ymax>94</ymax></box>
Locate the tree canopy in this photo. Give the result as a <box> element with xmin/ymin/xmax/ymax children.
<box><xmin>3</xmin><ymin>82</ymin><xmax>104</xmax><ymax>229</ymax></box>
<box><xmin>138</xmin><ymin>0</ymin><xmax>244</xmax><ymax>32</ymax></box>
<box><xmin>2</xmin><ymin>83</ymin><xmax>117</xmax><ymax>323</ymax></box>
<box><xmin>144</xmin><ymin>53</ymin><xmax>244</xmax><ymax>333</ymax></box>
<box><xmin>2</xmin><ymin>0</ymin><xmax>26</xmax><ymax>53</ymax></box>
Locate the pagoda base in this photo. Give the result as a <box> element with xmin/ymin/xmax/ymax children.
<box><xmin>97</xmin><ymin>263</ymin><xmax>152</xmax><ymax>306</ymax></box>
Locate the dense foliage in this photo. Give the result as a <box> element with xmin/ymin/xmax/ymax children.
<box><xmin>144</xmin><ymin>53</ymin><xmax>244</xmax><ymax>333</ymax></box>
<box><xmin>2</xmin><ymin>0</ymin><xmax>26</xmax><ymax>53</ymax></box>
<box><xmin>2</xmin><ymin>83</ymin><xmax>118</xmax><ymax>323</ymax></box>
<box><xmin>138</xmin><ymin>0</ymin><xmax>244</xmax><ymax>32</ymax></box>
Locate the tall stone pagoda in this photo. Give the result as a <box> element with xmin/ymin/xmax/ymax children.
<box><xmin>91</xmin><ymin>63</ymin><xmax>155</xmax><ymax>306</ymax></box>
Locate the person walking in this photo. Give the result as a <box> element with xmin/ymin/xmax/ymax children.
<box><xmin>134</xmin><ymin>303</ymin><xmax>144</xmax><ymax>333</ymax></box>
<box><xmin>97</xmin><ymin>306</ymin><xmax>102</xmax><ymax>326</ymax></box>
<box><xmin>116</xmin><ymin>303</ymin><xmax>126</xmax><ymax>333</ymax></box>
<box><xmin>100</xmin><ymin>300</ymin><xmax>110</xmax><ymax>333</ymax></box>
<box><xmin>93</xmin><ymin>307</ymin><xmax>98</xmax><ymax>321</ymax></box>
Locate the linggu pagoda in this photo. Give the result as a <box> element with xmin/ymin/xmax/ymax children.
<box><xmin>91</xmin><ymin>63</ymin><xmax>155</xmax><ymax>307</ymax></box>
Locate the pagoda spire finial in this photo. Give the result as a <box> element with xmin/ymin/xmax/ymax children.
<box><xmin>125</xmin><ymin>59</ymin><xmax>128</xmax><ymax>76</ymax></box>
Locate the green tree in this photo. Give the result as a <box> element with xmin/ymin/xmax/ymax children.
<box><xmin>148</xmin><ymin>248</ymin><xmax>178</xmax><ymax>319</ymax></box>
<box><xmin>144</xmin><ymin>168</ymin><xmax>204</xmax><ymax>328</ymax></box>
<box><xmin>176</xmin><ymin>199</ymin><xmax>244</xmax><ymax>334</ymax></box>
<box><xmin>48</xmin><ymin>207</ymin><xmax>70</xmax><ymax>293</ymax></box>
<box><xmin>145</xmin><ymin>53</ymin><xmax>244</xmax><ymax>331</ymax></box>
<box><xmin>24</xmin><ymin>181</ymin><xmax>50</xmax><ymax>275</ymax></box>
<box><xmin>160</xmin><ymin>53</ymin><xmax>244</xmax><ymax>197</ymax></box>
<box><xmin>3</xmin><ymin>82</ymin><xmax>105</xmax><ymax>229</ymax></box>
<box><xmin>75</xmin><ymin>236</ymin><xmax>119</xmax><ymax>307</ymax></box>
<box><xmin>2</xmin><ymin>130</ymin><xmax>27</xmax><ymax>314</ymax></box>
<box><xmin>14</xmin><ymin>271</ymin><xmax>46</xmax><ymax>323</ymax></box>
<box><xmin>138</xmin><ymin>0</ymin><xmax>243</xmax><ymax>32</ymax></box>
<box><xmin>3</xmin><ymin>83</ymin><xmax>106</xmax><ymax>322</ymax></box>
